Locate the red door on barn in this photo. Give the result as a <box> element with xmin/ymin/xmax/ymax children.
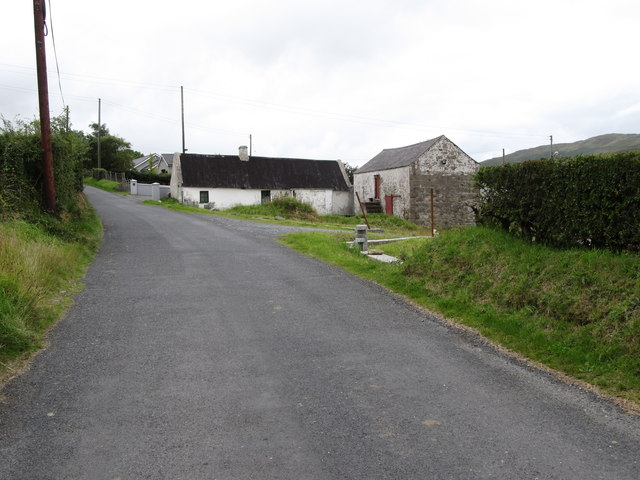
<box><xmin>374</xmin><ymin>175</ymin><xmax>381</xmax><ymax>199</ymax></box>
<box><xmin>385</xmin><ymin>195</ymin><xmax>394</xmax><ymax>215</ymax></box>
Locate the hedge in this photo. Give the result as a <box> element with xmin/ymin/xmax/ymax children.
<box><xmin>0</xmin><ymin>122</ymin><xmax>87</xmax><ymax>219</ymax></box>
<box><xmin>475</xmin><ymin>152</ymin><xmax>640</xmax><ymax>252</ymax></box>
<box><xmin>125</xmin><ymin>170</ymin><xmax>171</xmax><ymax>185</ymax></box>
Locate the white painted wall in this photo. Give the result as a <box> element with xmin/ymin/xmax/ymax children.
<box><xmin>353</xmin><ymin>166</ymin><xmax>411</xmax><ymax>217</ymax></box>
<box><xmin>181</xmin><ymin>186</ymin><xmax>351</xmax><ymax>215</ymax></box>
<box><xmin>182</xmin><ymin>187</ymin><xmax>261</xmax><ymax>209</ymax></box>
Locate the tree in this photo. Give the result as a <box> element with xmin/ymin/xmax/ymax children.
<box><xmin>85</xmin><ymin>123</ymin><xmax>141</xmax><ymax>172</ymax></box>
<box><xmin>342</xmin><ymin>161</ymin><xmax>357</xmax><ymax>184</ymax></box>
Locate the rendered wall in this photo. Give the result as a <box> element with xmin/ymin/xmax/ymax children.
<box><xmin>353</xmin><ymin>167</ymin><xmax>411</xmax><ymax>218</ymax></box>
<box><xmin>182</xmin><ymin>187</ymin><xmax>351</xmax><ymax>215</ymax></box>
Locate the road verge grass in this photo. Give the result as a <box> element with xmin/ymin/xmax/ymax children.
<box><xmin>83</xmin><ymin>177</ymin><xmax>123</xmax><ymax>193</ymax></box>
<box><xmin>0</xmin><ymin>198</ymin><xmax>102</xmax><ymax>383</ymax></box>
<box><xmin>279</xmin><ymin>227</ymin><xmax>640</xmax><ymax>409</ymax></box>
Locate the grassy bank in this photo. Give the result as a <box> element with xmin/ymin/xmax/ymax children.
<box><xmin>280</xmin><ymin>227</ymin><xmax>640</xmax><ymax>407</ymax></box>
<box><xmin>83</xmin><ymin>177</ymin><xmax>122</xmax><ymax>193</ymax></box>
<box><xmin>0</xmin><ymin>199</ymin><xmax>102</xmax><ymax>382</ymax></box>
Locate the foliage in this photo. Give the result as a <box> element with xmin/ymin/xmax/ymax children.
<box><xmin>85</xmin><ymin>123</ymin><xmax>142</xmax><ymax>172</ymax></box>
<box><xmin>0</xmin><ymin>205</ymin><xmax>101</xmax><ymax>372</ymax></box>
<box><xmin>226</xmin><ymin>197</ymin><xmax>319</xmax><ymax>220</ymax></box>
<box><xmin>475</xmin><ymin>153</ymin><xmax>640</xmax><ymax>251</ymax></box>
<box><xmin>342</xmin><ymin>161</ymin><xmax>357</xmax><ymax>184</ymax></box>
<box><xmin>125</xmin><ymin>169</ymin><xmax>171</xmax><ymax>185</ymax></box>
<box><xmin>91</xmin><ymin>168</ymin><xmax>107</xmax><ymax>180</ymax></box>
<box><xmin>0</xmin><ymin>114</ymin><xmax>87</xmax><ymax>220</ymax></box>
<box><xmin>280</xmin><ymin>227</ymin><xmax>640</xmax><ymax>404</ymax></box>
<box><xmin>83</xmin><ymin>177</ymin><xmax>121</xmax><ymax>193</ymax></box>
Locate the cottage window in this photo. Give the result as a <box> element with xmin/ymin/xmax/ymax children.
<box><xmin>199</xmin><ymin>191</ymin><xmax>209</xmax><ymax>203</ymax></box>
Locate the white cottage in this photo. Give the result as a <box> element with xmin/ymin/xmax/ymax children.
<box><xmin>354</xmin><ymin>136</ymin><xmax>479</xmax><ymax>228</ymax></box>
<box><xmin>170</xmin><ymin>147</ymin><xmax>353</xmax><ymax>215</ymax></box>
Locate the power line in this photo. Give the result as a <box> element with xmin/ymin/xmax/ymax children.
<box><xmin>45</xmin><ymin>0</ymin><xmax>64</xmax><ymax>106</ymax></box>
<box><xmin>0</xmin><ymin>63</ymin><xmax>549</xmax><ymax>140</ymax></box>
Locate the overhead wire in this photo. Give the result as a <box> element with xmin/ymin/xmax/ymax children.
<box><xmin>0</xmin><ymin>63</ymin><xmax>548</xmax><ymax>142</ymax></box>
<box><xmin>45</xmin><ymin>0</ymin><xmax>65</xmax><ymax>106</ymax></box>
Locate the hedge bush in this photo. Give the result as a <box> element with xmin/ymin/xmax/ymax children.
<box><xmin>0</xmin><ymin>118</ymin><xmax>87</xmax><ymax>219</ymax></box>
<box><xmin>475</xmin><ymin>152</ymin><xmax>640</xmax><ymax>252</ymax></box>
<box><xmin>125</xmin><ymin>170</ymin><xmax>171</xmax><ymax>185</ymax></box>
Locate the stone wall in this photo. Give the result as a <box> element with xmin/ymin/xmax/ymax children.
<box><xmin>409</xmin><ymin>173</ymin><xmax>478</xmax><ymax>229</ymax></box>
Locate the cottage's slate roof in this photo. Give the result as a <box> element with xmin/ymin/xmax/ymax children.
<box><xmin>356</xmin><ymin>136</ymin><xmax>444</xmax><ymax>174</ymax></box>
<box><xmin>179</xmin><ymin>154</ymin><xmax>351</xmax><ymax>191</ymax></box>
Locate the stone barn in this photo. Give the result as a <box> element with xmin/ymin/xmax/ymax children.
<box><xmin>353</xmin><ymin>135</ymin><xmax>479</xmax><ymax>229</ymax></box>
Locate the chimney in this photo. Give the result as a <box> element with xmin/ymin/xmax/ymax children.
<box><xmin>239</xmin><ymin>145</ymin><xmax>249</xmax><ymax>161</ymax></box>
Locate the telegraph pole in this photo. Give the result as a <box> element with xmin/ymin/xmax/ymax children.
<box><xmin>33</xmin><ymin>0</ymin><xmax>56</xmax><ymax>214</ymax></box>
<box><xmin>550</xmin><ymin>135</ymin><xmax>553</xmax><ymax>159</ymax></box>
<box><xmin>97</xmin><ymin>98</ymin><xmax>101</xmax><ymax>168</ymax></box>
<box><xmin>181</xmin><ymin>86</ymin><xmax>186</xmax><ymax>154</ymax></box>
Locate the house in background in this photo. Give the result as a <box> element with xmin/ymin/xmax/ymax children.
<box><xmin>132</xmin><ymin>153</ymin><xmax>175</xmax><ymax>174</ymax></box>
<box><xmin>170</xmin><ymin>146</ymin><xmax>353</xmax><ymax>215</ymax></box>
<box><xmin>354</xmin><ymin>135</ymin><xmax>479</xmax><ymax>229</ymax></box>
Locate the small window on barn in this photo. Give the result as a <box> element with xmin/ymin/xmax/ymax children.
<box><xmin>199</xmin><ymin>191</ymin><xmax>209</xmax><ymax>203</ymax></box>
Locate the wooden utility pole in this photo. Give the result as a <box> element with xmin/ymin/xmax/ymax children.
<box><xmin>430</xmin><ymin>188</ymin><xmax>435</xmax><ymax>237</ymax></box>
<box><xmin>33</xmin><ymin>0</ymin><xmax>56</xmax><ymax>214</ymax></box>
<box><xmin>97</xmin><ymin>98</ymin><xmax>101</xmax><ymax>168</ymax></box>
<box><xmin>550</xmin><ymin>135</ymin><xmax>553</xmax><ymax>159</ymax></box>
<box><xmin>181</xmin><ymin>86</ymin><xmax>186</xmax><ymax>154</ymax></box>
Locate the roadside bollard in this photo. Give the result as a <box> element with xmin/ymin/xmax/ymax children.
<box><xmin>354</xmin><ymin>224</ymin><xmax>368</xmax><ymax>252</ymax></box>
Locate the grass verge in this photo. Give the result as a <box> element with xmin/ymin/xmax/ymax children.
<box><xmin>83</xmin><ymin>177</ymin><xmax>124</xmax><ymax>193</ymax></box>
<box><xmin>0</xmin><ymin>197</ymin><xmax>102</xmax><ymax>383</ymax></box>
<box><xmin>279</xmin><ymin>227</ymin><xmax>640</xmax><ymax>409</ymax></box>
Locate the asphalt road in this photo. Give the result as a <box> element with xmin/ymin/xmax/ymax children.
<box><xmin>1</xmin><ymin>186</ymin><xmax>638</xmax><ymax>479</ymax></box>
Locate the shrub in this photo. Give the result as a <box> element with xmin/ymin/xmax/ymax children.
<box><xmin>475</xmin><ymin>152</ymin><xmax>640</xmax><ymax>251</ymax></box>
<box><xmin>91</xmin><ymin>168</ymin><xmax>107</xmax><ymax>180</ymax></box>
<box><xmin>125</xmin><ymin>169</ymin><xmax>171</xmax><ymax>185</ymax></box>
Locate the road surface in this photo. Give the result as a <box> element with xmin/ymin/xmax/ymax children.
<box><xmin>1</xmin><ymin>187</ymin><xmax>638</xmax><ymax>479</ymax></box>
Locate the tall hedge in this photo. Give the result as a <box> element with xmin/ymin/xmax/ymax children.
<box><xmin>0</xmin><ymin>117</ymin><xmax>87</xmax><ymax>219</ymax></box>
<box><xmin>475</xmin><ymin>152</ymin><xmax>640</xmax><ymax>251</ymax></box>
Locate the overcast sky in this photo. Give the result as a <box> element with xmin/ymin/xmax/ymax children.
<box><xmin>2</xmin><ymin>0</ymin><xmax>639</xmax><ymax>165</ymax></box>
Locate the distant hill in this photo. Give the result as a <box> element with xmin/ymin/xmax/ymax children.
<box><xmin>481</xmin><ymin>133</ymin><xmax>640</xmax><ymax>166</ymax></box>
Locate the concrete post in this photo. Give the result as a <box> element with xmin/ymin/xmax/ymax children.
<box><xmin>354</xmin><ymin>224</ymin><xmax>368</xmax><ymax>252</ymax></box>
<box><xmin>130</xmin><ymin>179</ymin><xmax>138</xmax><ymax>195</ymax></box>
<box><xmin>151</xmin><ymin>182</ymin><xmax>160</xmax><ymax>201</ymax></box>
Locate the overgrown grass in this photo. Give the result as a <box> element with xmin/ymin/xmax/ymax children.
<box><xmin>147</xmin><ymin>196</ymin><xmax>426</xmax><ymax>236</ymax></box>
<box><xmin>0</xmin><ymin>199</ymin><xmax>101</xmax><ymax>380</ymax></box>
<box><xmin>280</xmin><ymin>227</ymin><xmax>640</xmax><ymax>406</ymax></box>
<box><xmin>83</xmin><ymin>177</ymin><xmax>122</xmax><ymax>193</ymax></box>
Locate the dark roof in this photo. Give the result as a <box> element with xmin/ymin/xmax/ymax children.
<box><xmin>356</xmin><ymin>136</ymin><xmax>444</xmax><ymax>174</ymax></box>
<box><xmin>179</xmin><ymin>154</ymin><xmax>350</xmax><ymax>191</ymax></box>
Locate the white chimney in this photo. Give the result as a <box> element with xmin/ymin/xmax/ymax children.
<box><xmin>239</xmin><ymin>145</ymin><xmax>249</xmax><ymax>161</ymax></box>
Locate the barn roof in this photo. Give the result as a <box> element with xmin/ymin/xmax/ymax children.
<box><xmin>179</xmin><ymin>154</ymin><xmax>351</xmax><ymax>191</ymax></box>
<box><xmin>356</xmin><ymin>136</ymin><xmax>444</xmax><ymax>174</ymax></box>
